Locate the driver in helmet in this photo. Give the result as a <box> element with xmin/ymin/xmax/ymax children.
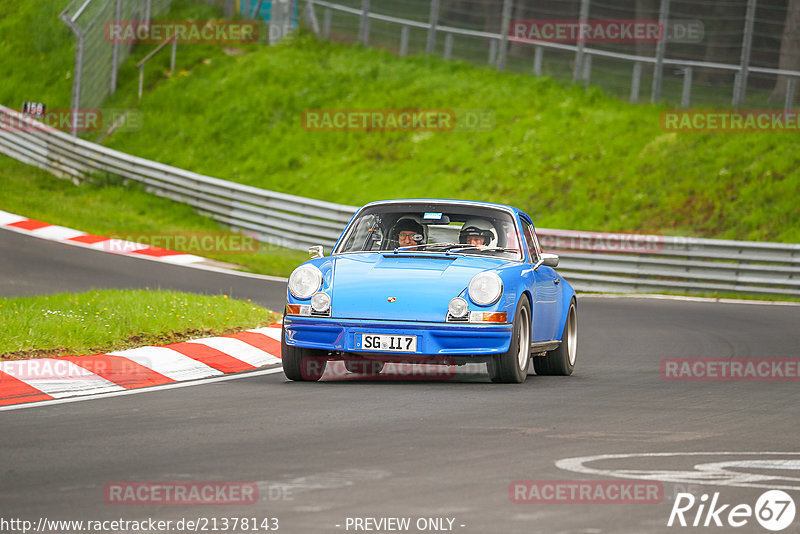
<box><xmin>459</xmin><ymin>218</ymin><xmax>497</xmax><ymax>249</ymax></box>
<box><xmin>390</xmin><ymin>217</ymin><xmax>426</xmax><ymax>248</ymax></box>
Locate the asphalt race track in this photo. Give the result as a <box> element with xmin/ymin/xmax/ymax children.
<box><xmin>2</xmin><ymin>229</ymin><xmax>799</xmax><ymax>533</ymax></box>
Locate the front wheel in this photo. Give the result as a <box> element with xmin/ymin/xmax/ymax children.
<box><xmin>282</xmin><ymin>324</ymin><xmax>327</xmax><ymax>381</ymax></box>
<box><xmin>533</xmin><ymin>300</ymin><xmax>577</xmax><ymax>376</ymax></box>
<box><xmin>487</xmin><ymin>297</ymin><xmax>531</xmax><ymax>383</ymax></box>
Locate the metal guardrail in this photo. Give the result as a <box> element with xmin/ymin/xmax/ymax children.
<box><xmin>1</xmin><ymin>104</ymin><xmax>798</xmax><ymax>296</ymax></box>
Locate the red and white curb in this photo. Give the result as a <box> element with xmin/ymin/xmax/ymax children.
<box><xmin>0</xmin><ymin>209</ymin><xmax>206</xmax><ymax>265</ymax></box>
<box><xmin>0</xmin><ymin>326</ymin><xmax>283</xmax><ymax>407</ymax></box>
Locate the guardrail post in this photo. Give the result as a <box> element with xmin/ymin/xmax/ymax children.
<box><xmin>630</xmin><ymin>61</ymin><xmax>642</xmax><ymax>103</ymax></box>
<box><xmin>323</xmin><ymin>7</ymin><xmax>332</xmax><ymax>38</ymax></box>
<box><xmin>786</xmin><ymin>77</ymin><xmax>797</xmax><ymax>113</ymax></box>
<box><xmin>681</xmin><ymin>66</ymin><xmax>692</xmax><ymax>107</ymax></box>
<box><xmin>359</xmin><ymin>0</ymin><xmax>371</xmax><ymax>46</ymax></box>
<box><xmin>733</xmin><ymin>0</ymin><xmax>757</xmax><ymax>107</ymax></box>
<box><xmin>426</xmin><ymin>0</ymin><xmax>440</xmax><ymax>54</ymax></box>
<box><xmin>651</xmin><ymin>0</ymin><xmax>670</xmax><ymax>102</ymax></box>
<box><xmin>400</xmin><ymin>25</ymin><xmax>409</xmax><ymax>56</ymax></box>
<box><xmin>444</xmin><ymin>33</ymin><xmax>453</xmax><ymax>59</ymax></box>
<box><xmin>496</xmin><ymin>0</ymin><xmax>513</xmax><ymax>71</ymax></box>
<box><xmin>489</xmin><ymin>39</ymin><xmax>497</xmax><ymax>65</ymax></box>
<box><xmin>533</xmin><ymin>46</ymin><xmax>543</xmax><ymax>75</ymax></box>
<box><xmin>573</xmin><ymin>0</ymin><xmax>590</xmax><ymax>81</ymax></box>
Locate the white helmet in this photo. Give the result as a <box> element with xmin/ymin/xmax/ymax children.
<box><xmin>459</xmin><ymin>218</ymin><xmax>497</xmax><ymax>247</ymax></box>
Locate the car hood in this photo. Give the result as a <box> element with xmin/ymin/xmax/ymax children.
<box><xmin>330</xmin><ymin>253</ymin><xmax>506</xmax><ymax>322</ymax></box>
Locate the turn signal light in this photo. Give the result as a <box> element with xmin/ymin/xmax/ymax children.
<box><xmin>469</xmin><ymin>311</ymin><xmax>507</xmax><ymax>323</ymax></box>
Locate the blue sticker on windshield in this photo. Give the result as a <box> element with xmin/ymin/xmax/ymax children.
<box><xmin>423</xmin><ymin>212</ymin><xmax>443</xmax><ymax>220</ymax></box>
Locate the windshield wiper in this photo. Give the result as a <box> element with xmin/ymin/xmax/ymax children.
<box><xmin>393</xmin><ymin>242</ymin><xmax>457</xmax><ymax>253</ymax></box>
<box><xmin>443</xmin><ymin>245</ymin><xmax>519</xmax><ymax>254</ymax></box>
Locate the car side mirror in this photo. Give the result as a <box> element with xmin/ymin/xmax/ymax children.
<box><xmin>541</xmin><ymin>253</ymin><xmax>559</xmax><ymax>268</ymax></box>
<box><xmin>534</xmin><ymin>252</ymin><xmax>559</xmax><ymax>270</ymax></box>
<box><xmin>308</xmin><ymin>245</ymin><xmax>324</xmax><ymax>259</ymax></box>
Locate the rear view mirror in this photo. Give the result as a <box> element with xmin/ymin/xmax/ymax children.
<box><xmin>308</xmin><ymin>245</ymin><xmax>324</xmax><ymax>259</ymax></box>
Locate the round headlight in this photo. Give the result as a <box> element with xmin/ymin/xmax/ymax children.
<box><xmin>468</xmin><ymin>272</ymin><xmax>503</xmax><ymax>306</ymax></box>
<box><xmin>448</xmin><ymin>297</ymin><xmax>469</xmax><ymax>318</ymax></box>
<box><xmin>288</xmin><ymin>264</ymin><xmax>323</xmax><ymax>299</ymax></box>
<box><xmin>310</xmin><ymin>292</ymin><xmax>331</xmax><ymax>312</ymax></box>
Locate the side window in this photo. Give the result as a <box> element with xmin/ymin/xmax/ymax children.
<box><xmin>522</xmin><ymin>221</ymin><xmax>537</xmax><ymax>262</ymax></box>
<box><xmin>531</xmin><ymin>227</ymin><xmax>543</xmax><ymax>256</ymax></box>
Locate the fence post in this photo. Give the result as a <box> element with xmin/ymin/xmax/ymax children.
<box><xmin>250</xmin><ymin>0</ymin><xmax>265</xmax><ymax>19</ymax></box>
<box><xmin>145</xmin><ymin>0</ymin><xmax>152</xmax><ymax>24</ymax></box>
<box><xmin>305</xmin><ymin>0</ymin><xmax>320</xmax><ymax>35</ymax></box>
<box><xmin>400</xmin><ymin>25</ymin><xmax>409</xmax><ymax>56</ymax></box>
<box><xmin>786</xmin><ymin>77</ymin><xmax>797</xmax><ymax>113</ymax></box>
<box><xmin>630</xmin><ymin>62</ymin><xmax>642</xmax><ymax>103</ymax></box>
<box><xmin>582</xmin><ymin>54</ymin><xmax>592</xmax><ymax>85</ymax></box>
<box><xmin>651</xmin><ymin>0</ymin><xmax>670</xmax><ymax>102</ymax></box>
<box><xmin>359</xmin><ymin>0</ymin><xmax>371</xmax><ymax>46</ymax></box>
<box><xmin>681</xmin><ymin>66</ymin><xmax>692</xmax><ymax>107</ymax></box>
<box><xmin>489</xmin><ymin>39</ymin><xmax>497</xmax><ymax>65</ymax></box>
<box><xmin>573</xmin><ymin>0</ymin><xmax>590</xmax><ymax>81</ymax></box>
<box><xmin>444</xmin><ymin>33</ymin><xmax>453</xmax><ymax>59</ymax></box>
<box><xmin>733</xmin><ymin>0</ymin><xmax>757</xmax><ymax>107</ymax></box>
<box><xmin>496</xmin><ymin>0</ymin><xmax>513</xmax><ymax>71</ymax></box>
<box><xmin>170</xmin><ymin>36</ymin><xmax>177</xmax><ymax>72</ymax></box>
<box><xmin>323</xmin><ymin>7</ymin><xmax>332</xmax><ymax>38</ymax></box>
<box><xmin>426</xmin><ymin>0</ymin><xmax>440</xmax><ymax>54</ymax></box>
<box><xmin>110</xmin><ymin>0</ymin><xmax>122</xmax><ymax>95</ymax></box>
<box><xmin>533</xmin><ymin>46</ymin><xmax>543</xmax><ymax>75</ymax></box>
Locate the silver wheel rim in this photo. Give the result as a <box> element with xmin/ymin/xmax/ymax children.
<box><xmin>517</xmin><ymin>306</ymin><xmax>531</xmax><ymax>371</ymax></box>
<box><xmin>567</xmin><ymin>305</ymin><xmax>577</xmax><ymax>366</ymax></box>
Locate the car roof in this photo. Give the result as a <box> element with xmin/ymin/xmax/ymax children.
<box><xmin>361</xmin><ymin>198</ymin><xmax>531</xmax><ymax>221</ymax></box>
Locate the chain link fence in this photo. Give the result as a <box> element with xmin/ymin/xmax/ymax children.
<box><xmin>303</xmin><ymin>0</ymin><xmax>800</xmax><ymax>109</ymax></box>
<box><xmin>59</xmin><ymin>0</ymin><xmax>173</xmax><ymax>136</ymax></box>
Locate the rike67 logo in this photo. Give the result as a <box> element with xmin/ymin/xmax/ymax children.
<box><xmin>668</xmin><ymin>490</ymin><xmax>796</xmax><ymax>531</ymax></box>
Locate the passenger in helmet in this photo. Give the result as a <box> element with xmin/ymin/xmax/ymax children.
<box><xmin>459</xmin><ymin>218</ymin><xmax>498</xmax><ymax>248</ymax></box>
<box><xmin>390</xmin><ymin>217</ymin><xmax>426</xmax><ymax>248</ymax></box>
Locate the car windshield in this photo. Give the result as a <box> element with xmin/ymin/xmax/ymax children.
<box><xmin>334</xmin><ymin>202</ymin><xmax>524</xmax><ymax>261</ymax></box>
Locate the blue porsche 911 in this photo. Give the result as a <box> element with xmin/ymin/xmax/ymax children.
<box><xmin>281</xmin><ymin>199</ymin><xmax>577</xmax><ymax>383</ymax></box>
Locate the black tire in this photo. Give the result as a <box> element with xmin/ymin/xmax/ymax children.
<box><xmin>344</xmin><ymin>360</ymin><xmax>385</xmax><ymax>375</ymax></box>
<box><xmin>486</xmin><ymin>297</ymin><xmax>531</xmax><ymax>384</ymax></box>
<box><xmin>533</xmin><ymin>300</ymin><xmax>577</xmax><ymax>376</ymax></box>
<box><xmin>281</xmin><ymin>324</ymin><xmax>327</xmax><ymax>381</ymax></box>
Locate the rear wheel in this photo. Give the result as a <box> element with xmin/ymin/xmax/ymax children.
<box><xmin>281</xmin><ymin>324</ymin><xmax>327</xmax><ymax>381</ymax></box>
<box><xmin>344</xmin><ymin>359</ymin><xmax>385</xmax><ymax>375</ymax></box>
<box><xmin>533</xmin><ymin>300</ymin><xmax>577</xmax><ymax>376</ymax></box>
<box><xmin>487</xmin><ymin>297</ymin><xmax>531</xmax><ymax>383</ymax></box>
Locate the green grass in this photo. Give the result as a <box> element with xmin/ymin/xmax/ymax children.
<box><xmin>101</xmin><ymin>32</ymin><xmax>799</xmax><ymax>243</ymax></box>
<box><xmin>0</xmin><ymin>155</ymin><xmax>309</xmax><ymax>277</ymax></box>
<box><xmin>0</xmin><ymin>289</ymin><xmax>281</xmax><ymax>359</ymax></box>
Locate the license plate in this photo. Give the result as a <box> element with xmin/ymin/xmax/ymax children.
<box><xmin>355</xmin><ymin>333</ymin><xmax>417</xmax><ymax>352</ymax></box>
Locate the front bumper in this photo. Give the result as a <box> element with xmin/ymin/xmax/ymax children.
<box><xmin>283</xmin><ymin>316</ymin><xmax>513</xmax><ymax>356</ymax></box>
